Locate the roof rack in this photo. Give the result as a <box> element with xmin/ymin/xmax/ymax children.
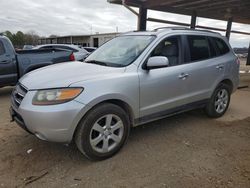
<box><xmin>152</xmin><ymin>27</ymin><xmax>221</xmax><ymax>35</ymax></box>
<box><xmin>152</xmin><ymin>27</ymin><xmax>187</xmax><ymax>31</ymax></box>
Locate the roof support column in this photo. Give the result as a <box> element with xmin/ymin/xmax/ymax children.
<box><xmin>247</xmin><ymin>42</ymin><xmax>250</xmax><ymax>66</ymax></box>
<box><xmin>190</xmin><ymin>11</ymin><xmax>197</xmax><ymax>29</ymax></box>
<box><xmin>138</xmin><ymin>7</ymin><xmax>147</xmax><ymax>31</ymax></box>
<box><xmin>226</xmin><ymin>17</ymin><xmax>233</xmax><ymax>40</ymax></box>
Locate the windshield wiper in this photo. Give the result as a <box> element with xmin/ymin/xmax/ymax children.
<box><xmin>85</xmin><ymin>60</ymin><xmax>108</xmax><ymax>66</ymax></box>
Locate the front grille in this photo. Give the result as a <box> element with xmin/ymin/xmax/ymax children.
<box><xmin>11</xmin><ymin>83</ymin><xmax>28</xmax><ymax>108</ymax></box>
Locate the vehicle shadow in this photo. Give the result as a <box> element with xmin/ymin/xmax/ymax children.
<box><xmin>11</xmin><ymin>109</ymin><xmax>208</xmax><ymax>163</ymax></box>
<box><xmin>0</xmin><ymin>108</ymin><xmax>212</xmax><ymax>187</ymax></box>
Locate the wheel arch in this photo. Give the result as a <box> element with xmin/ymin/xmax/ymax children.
<box><xmin>72</xmin><ymin>98</ymin><xmax>136</xmax><ymax>142</ymax></box>
<box><xmin>218</xmin><ymin>79</ymin><xmax>234</xmax><ymax>93</ymax></box>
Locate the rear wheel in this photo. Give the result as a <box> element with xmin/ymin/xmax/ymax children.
<box><xmin>75</xmin><ymin>103</ymin><xmax>130</xmax><ymax>160</ymax></box>
<box><xmin>205</xmin><ymin>83</ymin><xmax>231</xmax><ymax>118</ymax></box>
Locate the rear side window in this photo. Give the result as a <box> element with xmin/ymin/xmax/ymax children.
<box><xmin>213</xmin><ymin>37</ymin><xmax>230</xmax><ymax>55</ymax></box>
<box><xmin>0</xmin><ymin>41</ymin><xmax>5</xmax><ymax>55</ymax></box>
<box><xmin>208</xmin><ymin>38</ymin><xmax>217</xmax><ymax>58</ymax></box>
<box><xmin>187</xmin><ymin>36</ymin><xmax>210</xmax><ymax>61</ymax></box>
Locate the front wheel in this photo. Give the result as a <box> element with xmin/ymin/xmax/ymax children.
<box><xmin>74</xmin><ymin>103</ymin><xmax>130</xmax><ymax>160</ymax></box>
<box><xmin>205</xmin><ymin>83</ymin><xmax>231</xmax><ymax>118</ymax></box>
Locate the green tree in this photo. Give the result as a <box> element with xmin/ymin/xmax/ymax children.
<box><xmin>15</xmin><ymin>31</ymin><xmax>25</xmax><ymax>46</ymax></box>
<box><xmin>2</xmin><ymin>30</ymin><xmax>41</xmax><ymax>47</ymax></box>
<box><xmin>3</xmin><ymin>31</ymin><xmax>14</xmax><ymax>41</ymax></box>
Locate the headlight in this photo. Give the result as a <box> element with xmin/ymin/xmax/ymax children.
<box><xmin>32</xmin><ymin>88</ymin><xmax>83</xmax><ymax>105</ymax></box>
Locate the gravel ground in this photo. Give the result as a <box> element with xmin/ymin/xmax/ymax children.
<box><xmin>0</xmin><ymin>75</ymin><xmax>250</xmax><ymax>188</ymax></box>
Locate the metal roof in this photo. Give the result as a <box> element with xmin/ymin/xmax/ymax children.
<box><xmin>109</xmin><ymin>0</ymin><xmax>250</xmax><ymax>24</ymax></box>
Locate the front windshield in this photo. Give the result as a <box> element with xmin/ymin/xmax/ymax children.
<box><xmin>85</xmin><ymin>35</ymin><xmax>155</xmax><ymax>67</ymax></box>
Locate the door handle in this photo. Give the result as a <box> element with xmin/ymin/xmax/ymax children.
<box><xmin>216</xmin><ymin>65</ymin><xmax>224</xmax><ymax>70</ymax></box>
<box><xmin>178</xmin><ymin>73</ymin><xmax>189</xmax><ymax>80</ymax></box>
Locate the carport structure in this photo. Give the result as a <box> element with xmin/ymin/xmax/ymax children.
<box><xmin>108</xmin><ymin>0</ymin><xmax>250</xmax><ymax>65</ymax></box>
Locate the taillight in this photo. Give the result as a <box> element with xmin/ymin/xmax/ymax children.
<box><xmin>69</xmin><ymin>53</ymin><xmax>75</xmax><ymax>61</ymax></box>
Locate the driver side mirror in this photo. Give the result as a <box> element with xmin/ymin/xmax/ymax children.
<box><xmin>146</xmin><ymin>56</ymin><xmax>169</xmax><ymax>70</ymax></box>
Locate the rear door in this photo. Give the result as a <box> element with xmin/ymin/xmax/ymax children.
<box><xmin>180</xmin><ymin>35</ymin><xmax>227</xmax><ymax>103</ymax></box>
<box><xmin>0</xmin><ymin>40</ymin><xmax>17</xmax><ymax>87</ymax></box>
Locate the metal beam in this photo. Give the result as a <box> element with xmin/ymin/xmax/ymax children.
<box><xmin>123</xmin><ymin>4</ymin><xmax>138</xmax><ymax>16</ymax></box>
<box><xmin>144</xmin><ymin>0</ymin><xmax>186</xmax><ymax>8</ymax></box>
<box><xmin>138</xmin><ymin>7</ymin><xmax>147</xmax><ymax>31</ymax></box>
<box><xmin>174</xmin><ymin>0</ymin><xmax>211</xmax><ymax>8</ymax></box>
<box><xmin>190</xmin><ymin>11</ymin><xmax>197</xmax><ymax>29</ymax></box>
<box><xmin>147</xmin><ymin>17</ymin><xmax>250</xmax><ymax>35</ymax></box>
<box><xmin>185</xmin><ymin>0</ymin><xmax>239</xmax><ymax>9</ymax></box>
<box><xmin>247</xmin><ymin>42</ymin><xmax>250</xmax><ymax>66</ymax></box>
<box><xmin>147</xmin><ymin>17</ymin><xmax>190</xmax><ymax>27</ymax></box>
<box><xmin>226</xmin><ymin>17</ymin><xmax>233</xmax><ymax>40</ymax></box>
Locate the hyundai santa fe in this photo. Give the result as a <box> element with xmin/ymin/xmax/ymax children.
<box><xmin>10</xmin><ymin>28</ymin><xmax>239</xmax><ymax>160</ymax></box>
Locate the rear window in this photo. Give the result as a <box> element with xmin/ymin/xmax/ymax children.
<box><xmin>187</xmin><ymin>35</ymin><xmax>210</xmax><ymax>61</ymax></box>
<box><xmin>0</xmin><ymin>41</ymin><xmax>5</xmax><ymax>55</ymax></box>
<box><xmin>213</xmin><ymin>37</ymin><xmax>230</xmax><ymax>55</ymax></box>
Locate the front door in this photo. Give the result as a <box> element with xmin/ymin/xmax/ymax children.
<box><xmin>139</xmin><ymin>36</ymin><xmax>190</xmax><ymax>120</ymax></box>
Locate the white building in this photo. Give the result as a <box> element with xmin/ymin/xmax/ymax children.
<box><xmin>38</xmin><ymin>32</ymin><xmax>120</xmax><ymax>47</ymax></box>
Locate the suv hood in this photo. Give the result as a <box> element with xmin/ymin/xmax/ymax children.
<box><xmin>19</xmin><ymin>61</ymin><xmax>126</xmax><ymax>90</ymax></box>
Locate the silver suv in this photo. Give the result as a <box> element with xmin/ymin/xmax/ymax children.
<box><xmin>10</xmin><ymin>28</ymin><xmax>239</xmax><ymax>160</ymax></box>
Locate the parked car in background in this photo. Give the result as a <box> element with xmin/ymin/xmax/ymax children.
<box><xmin>23</xmin><ymin>45</ymin><xmax>34</xmax><ymax>50</ymax></box>
<box><xmin>82</xmin><ymin>47</ymin><xmax>97</xmax><ymax>53</ymax></box>
<box><xmin>10</xmin><ymin>28</ymin><xmax>239</xmax><ymax>160</ymax></box>
<box><xmin>0</xmin><ymin>36</ymin><xmax>75</xmax><ymax>88</ymax></box>
<box><xmin>34</xmin><ymin>44</ymin><xmax>89</xmax><ymax>61</ymax></box>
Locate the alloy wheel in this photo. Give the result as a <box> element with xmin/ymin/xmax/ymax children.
<box><xmin>89</xmin><ymin>114</ymin><xmax>124</xmax><ymax>153</ymax></box>
<box><xmin>215</xmin><ymin>89</ymin><xmax>229</xmax><ymax>114</ymax></box>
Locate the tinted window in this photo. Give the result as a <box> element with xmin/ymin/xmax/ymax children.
<box><xmin>151</xmin><ymin>36</ymin><xmax>180</xmax><ymax>66</ymax></box>
<box><xmin>0</xmin><ymin>41</ymin><xmax>5</xmax><ymax>55</ymax></box>
<box><xmin>208</xmin><ymin>37</ymin><xmax>217</xmax><ymax>58</ymax></box>
<box><xmin>187</xmin><ymin>36</ymin><xmax>210</xmax><ymax>61</ymax></box>
<box><xmin>214</xmin><ymin>37</ymin><xmax>230</xmax><ymax>55</ymax></box>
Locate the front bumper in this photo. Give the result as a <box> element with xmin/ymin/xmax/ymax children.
<box><xmin>10</xmin><ymin>90</ymin><xmax>89</xmax><ymax>143</ymax></box>
<box><xmin>10</xmin><ymin>107</ymin><xmax>33</xmax><ymax>134</ymax></box>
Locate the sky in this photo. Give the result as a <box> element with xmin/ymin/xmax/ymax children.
<box><xmin>1</xmin><ymin>0</ymin><xmax>250</xmax><ymax>47</ymax></box>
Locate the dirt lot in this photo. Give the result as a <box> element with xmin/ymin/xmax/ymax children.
<box><xmin>0</xmin><ymin>73</ymin><xmax>250</xmax><ymax>188</ymax></box>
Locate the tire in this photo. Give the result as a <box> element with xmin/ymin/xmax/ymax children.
<box><xmin>205</xmin><ymin>83</ymin><xmax>231</xmax><ymax>118</ymax></box>
<box><xmin>74</xmin><ymin>103</ymin><xmax>130</xmax><ymax>160</ymax></box>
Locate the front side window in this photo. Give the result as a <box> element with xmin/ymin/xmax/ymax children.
<box><xmin>0</xmin><ymin>41</ymin><xmax>5</xmax><ymax>55</ymax></box>
<box><xmin>150</xmin><ymin>36</ymin><xmax>180</xmax><ymax>66</ymax></box>
<box><xmin>85</xmin><ymin>35</ymin><xmax>155</xmax><ymax>67</ymax></box>
<box><xmin>187</xmin><ymin>35</ymin><xmax>210</xmax><ymax>62</ymax></box>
